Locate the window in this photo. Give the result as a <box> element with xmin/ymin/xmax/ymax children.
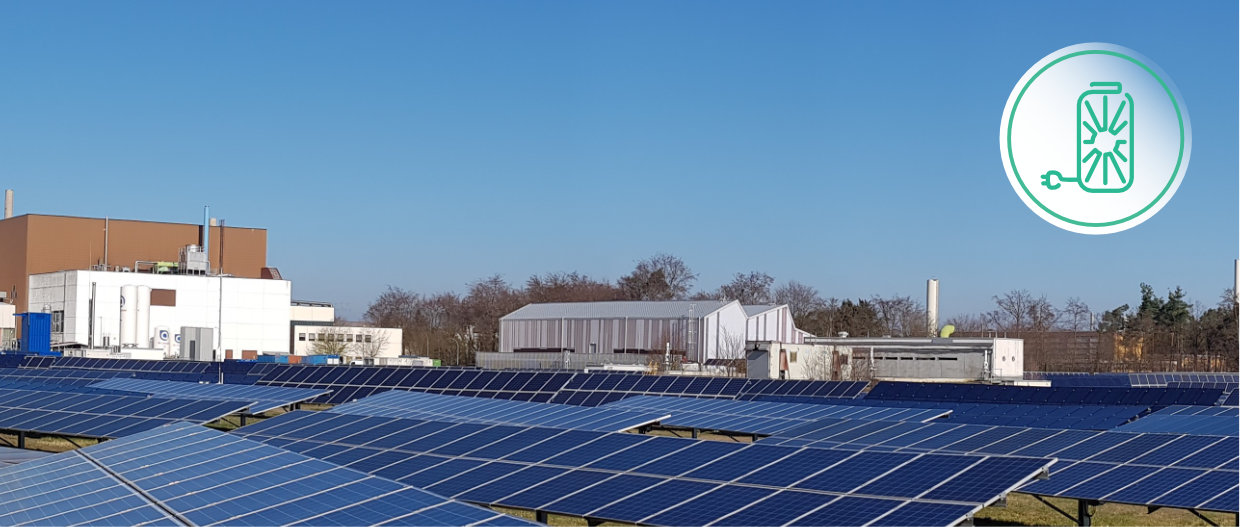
<box><xmin>356</xmin><ymin>334</ymin><xmax>363</xmax><ymax>342</ymax></box>
<box><xmin>317</xmin><ymin>333</ymin><xmax>325</xmax><ymax>341</ymax></box>
<box><xmin>51</xmin><ymin>310</ymin><xmax>64</xmax><ymax>333</ymax></box>
<box><xmin>308</xmin><ymin>334</ymin><xmax>316</xmax><ymax>342</ymax></box>
<box><xmin>298</xmin><ymin>333</ymin><xmax>306</xmax><ymax>341</ymax></box>
<box><xmin>346</xmin><ymin>334</ymin><xmax>354</xmax><ymax>343</ymax></box>
<box><xmin>365</xmin><ymin>335</ymin><xmax>373</xmax><ymax>343</ymax></box>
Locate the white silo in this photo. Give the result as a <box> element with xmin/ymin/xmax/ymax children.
<box><xmin>119</xmin><ymin>285</ymin><xmax>138</xmax><ymax>347</ymax></box>
<box><xmin>136</xmin><ymin>286</ymin><xmax>152</xmax><ymax>348</ymax></box>
<box><xmin>927</xmin><ymin>279</ymin><xmax>940</xmax><ymax>337</ymax></box>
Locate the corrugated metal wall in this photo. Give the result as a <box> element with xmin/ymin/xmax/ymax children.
<box><xmin>500</xmin><ymin>316</ymin><xmax>704</xmax><ymax>358</ymax></box>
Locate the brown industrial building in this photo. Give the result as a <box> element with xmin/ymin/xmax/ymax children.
<box><xmin>0</xmin><ymin>214</ymin><xmax>268</xmax><ymax>312</ymax></box>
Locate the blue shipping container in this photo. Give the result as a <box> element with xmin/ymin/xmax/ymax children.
<box><xmin>16</xmin><ymin>313</ymin><xmax>51</xmax><ymax>353</ymax></box>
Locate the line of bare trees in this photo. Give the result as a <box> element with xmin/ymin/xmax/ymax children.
<box><xmin>361</xmin><ymin>253</ymin><xmax>1237</xmax><ymax>372</ymax></box>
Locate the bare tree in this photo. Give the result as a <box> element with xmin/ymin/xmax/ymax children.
<box><xmin>1059</xmin><ymin>297</ymin><xmax>1093</xmax><ymax>331</ymax></box>
<box><xmin>801</xmin><ymin>348</ymin><xmax>833</xmax><ymax>381</ymax></box>
<box><xmin>716</xmin><ymin>327</ymin><xmax>748</xmax><ymax>377</ymax></box>
<box><xmin>355</xmin><ymin>327</ymin><xmax>392</xmax><ymax>359</ymax></box>
<box><xmin>618</xmin><ymin>254</ymin><xmax>697</xmax><ymax>300</ymax></box>
<box><xmin>943</xmin><ymin>313</ymin><xmax>989</xmax><ymax>333</ymax></box>
<box><xmin>718</xmin><ymin>272</ymin><xmax>775</xmax><ymax>304</ymax></box>
<box><xmin>308</xmin><ymin>326</ymin><xmax>350</xmax><ymax>355</ymax></box>
<box><xmin>987</xmin><ymin>290</ymin><xmax>1059</xmax><ymax>332</ymax></box>
<box><xmin>870</xmin><ymin>295</ymin><xmax>925</xmax><ymax>337</ymax></box>
<box><xmin>775</xmin><ymin>281</ymin><xmax>826</xmax><ymax>318</ymax></box>
<box><xmin>526</xmin><ymin>272</ymin><xmax>621</xmax><ymax>303</ymax></box>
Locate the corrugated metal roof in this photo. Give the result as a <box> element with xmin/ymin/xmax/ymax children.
<box><xmin>742</xmin><ymin>304</ymin><xmax>784</xmax><ymax>317</ymax></box>
<box><xmin>502</xmin><ymin>300</ymin><xmax>736</xmax><ymax>320</ymax></box>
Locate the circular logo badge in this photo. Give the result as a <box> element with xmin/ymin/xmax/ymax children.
<box><xmin>1001</xmin><ymin>43</ymin><xmax>1191</xmax><ymax>234</ymax></box>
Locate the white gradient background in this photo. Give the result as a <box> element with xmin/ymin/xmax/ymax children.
<box><xmin>1001</xmin><ymin>43</ymin><xmax>1192</xmax><ymax>235</ymax></box>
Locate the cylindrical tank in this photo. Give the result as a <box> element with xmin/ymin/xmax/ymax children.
<box><xmin>135</xmin><ymin>285</ymin><xmax>151</xmax><ymax>347</ymax></box>
<box><xmin>154</xmin><ymin>326</ymin><xmax>171</xmax><ymax>357</ymax></box>
<box><xmin>927</xmin><ymin>279</ymin><xmax>940</xmax><ymax>337</ymax></box>
<box><xmin>119</xmin><ymin>285</ymin><xmax>137</xmax><ymax>347</ymax></box>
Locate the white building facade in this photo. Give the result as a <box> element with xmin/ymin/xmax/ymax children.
<box><xmin>28</xmin><ymin>270</ymin><xmax>291</xmax><ymax>359</ymax></box>
<box><xmin>500</xmin><ymin>301</ymin><xmax>766</xmax><ymax>363</ymax></box>
<box><xmin>292</xmin><ymin>324</ymin><xmax>403</xmax><ymax>359</ymax></box>
<box><xmin>743</xmin><ymin>304</ymin><xmax>806</xmax><ymax>344</ymax></box>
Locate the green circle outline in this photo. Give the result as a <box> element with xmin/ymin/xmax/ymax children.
<box><xmin>1005</xmin><ymin>49</ymin><xmax>1186</xmax><ymax>227</ymax></box>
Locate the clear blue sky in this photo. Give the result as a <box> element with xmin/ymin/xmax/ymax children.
<box><xmin>2</xmin><ymin>2</ymin><xmax>1236</xmax><ymax>320</ymax></box>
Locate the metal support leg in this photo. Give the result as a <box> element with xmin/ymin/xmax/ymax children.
<box><xmin>1032</xmin><ymin>494</ymin><xmax>1080</xmax><ymax>524</ymax></box>
<box><xmin>1188</xmin><ymin>509</ymin><xmax>1219</xmax><ymax>527</ymax></box>
<box><xmin>586</xmin><ymin>518</ymin><xmax>604</xmax><ymax>526</ymax></box>
<box><xmin>535</xmin><ymin>511</ymin><xmax>548</xmax><ymax>524</ymax></box>
<box><xmin>240</xmin><ymin>414</ymin><xmax>247</xmax><ymax>427</ymax></box>
<box><xmin>1077</xmin><ymin>499</ymin><xmax>1093</xmax><ymax>527</ymax></box>
<box><xmin>16</xmin><ymin>431</ymin><xmax>25</xmax><ymax>449</ymax></box>
<box><xmin>692</xmin><ymin>428</ymin><xmax>699</xmax><ymax>439</ymax></box>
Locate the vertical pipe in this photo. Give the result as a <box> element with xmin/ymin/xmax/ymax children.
<box><xmin>202</xmin><ymin>206</ymin><xmax>210</xmax><ymax>272</ymax></box>
<box><xmin>927</xmin><ymin>279</ymin><xmax>940</xmax><ymax>337</ymax></box>
<box><xmin>3</xmin><ymin>189</ymin><xmax>12</xmax><ymax>219</ymax></box>
<box><xmin>103</xmin><ymin>217</ymin><xmax>109</xmax><ymax>270</ymax></box>
<box><xmin>88</xmin><ymin>282</ymin><xmax>96</xmax><ymax>348</ymax></box>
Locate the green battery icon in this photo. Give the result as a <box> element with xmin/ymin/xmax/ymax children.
<box><xmin>1041</xmin><ymin>81</ymin><xmax>1134</xmax><ymax>193</ymax></box>
<box><xmin>1077</xmin><ymin>82</ymin><xmax>1133</xmax><ymax>193</ymax></box>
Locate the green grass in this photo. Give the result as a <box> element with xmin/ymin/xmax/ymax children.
<box><xmin>976</xmin><ymin>493</ymin><xmax>1238</xmax><ymax>526</ymax></box>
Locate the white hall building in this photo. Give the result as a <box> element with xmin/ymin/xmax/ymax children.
<box><xmin>499</xmin><ymin>300</ymin><xmax>808</xmax><ymax>363</ymax></box>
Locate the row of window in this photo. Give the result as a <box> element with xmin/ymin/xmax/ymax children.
<box><xmin>298</xmin><ymin>332</ymin><xmax>373</xmax><ymax>343</ymax></box>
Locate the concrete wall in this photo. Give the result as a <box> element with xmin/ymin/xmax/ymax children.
<box><xmin>746</xmin><ymin>341</ymin><xmax>851</xmax><ymax>380</ymax></box>
<box><xmin>290</xmin><ymin>303</ymin><xmax>334</xmax><ymax>324</ymax></box>
<box><xmin>292</xmin><ymin>324</ymin><xmax>403</xmax><ymax>359</ymax></box>
<box><xmin>29</xmin><ymin>270</ymin><xmax>290</xmax><ymax>357</ymax></box>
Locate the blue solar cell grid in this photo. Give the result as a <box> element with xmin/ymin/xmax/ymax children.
<box><xmin>0</xmin><ymin>421</ymin><xmax>532</xmax><ymax>526</ymax></box>
<box><xmin>235</xmin><ymin>411</ymin><xmax>1055</xmax><ymax>526</ymax></box>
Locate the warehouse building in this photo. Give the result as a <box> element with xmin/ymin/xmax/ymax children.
<box><xmin>499</xmin><ymin>300</ymin><xmax>809</xmax><ymax>363</ymax></box>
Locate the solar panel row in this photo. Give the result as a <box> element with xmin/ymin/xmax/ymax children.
<box><xmin>865</xmin><ymin>382</ymin><xmax>1226</xmax><ymax>407</ymax></box>
<box><xmin>602</xmin><ymin>395</ymin><xmax>950</xmax><ymax>435</ymax></box>
<box><xmin>0</xmin><ymin>368</ymin><xmax>130</xmax><ymax>386</ymax></box>
<box><xmin>88</xmin><ymin>378</ymin><xmax>330</xmax><ymax>414</ymax></box>
<box><xmin>839</xmin><ymin>400</ymin><xmax>1148</xmax><ymax>430</ymax></box>
<box><xmin>764</xmin><ymin>417</ymin><xmax>1239</xmax><ymax>513</ymax></box>
<box><xmin>235</xmin><ymin>411</ymin><xmax>1054</xmax><ymax>527</ymax></box>
<box><xmin>1111</xmin><ymin>415</ymin><xmax>1238</xmax><ymax>437</ymax></box>
<box><xmin>1028</xmin><ymin>372</ymin><xmax>1239</xmax><ymax>388</ymax></box>
<box><xmin>1223</xmin><ymin>391</ymin><xmax>1239</xmax><ymax>407</ymax></box>
<box><xmin>0</xmin><ymin>422</ymin><xmax>535</xmax><ymax>526</ymax></box>
<box><xmin>248</xmin><ymin>365</ymin><xmax>866</xmax><ymax>406</ymax></box>
<box><xmin>330</xmin><ymin>390</ymin><xmax>670</xmax><ymax>432</ymax></box>
<box><xmin>0</xmin><ymin>446</ymin><xmax>49</xmax><ymax>466</ymax></box>
<box><xmin>0</xmin><ymin>388</ymin><xmax>248</xmax><ymax>439</ymax></box>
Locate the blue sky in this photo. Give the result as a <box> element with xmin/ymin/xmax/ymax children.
<box><xmin>2</xmin><ymin>2</ymin><xmax>1236</xmax><ymax>320</ymax></box>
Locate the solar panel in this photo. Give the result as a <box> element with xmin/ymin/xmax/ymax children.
<box><xmin>601</xmin><ymin>395</ymin><xmax>949</xmax><ymax>434</ymax></box>
<box><xmin>765</xmin><ymin>417</ymin><xmax>1240</xmax><ymax>513</ymax></box>
<box><xmin>0</xmin><ymin>446</ymin><xmax>49</xmax><ymax>466</ymax></box>
<box><xmin>235</xmin><ymin>411</ymin><xmax>1053</xmax><ymax>527</ymax></box>
<box><xmin>0</xmin><ymin>387</ymin><xmax>248</xmax><ymax>439</ymax></box>
<box><xmin>0</xmin><ymin>421</ymin><xmax>535</xmax><ymax>526</ymax></box>
<box><xmin>1112</xmin><ymin>414</ymin><xmax>1239</xmax><ymax>436</ymax></box>
<box><xmin>865</xmin><ymin>381</ymin><xmax>1226</xmax><ymax>407</ymax></box>
<box><xmin>88</xmin><ymin>378</ymin><xmax>330</xmax><ymax>413</ymax></box>
<box><xmin>329</xmin><ymin>390</ymin><xmax>669</xmax><ymax>432</ymax></box>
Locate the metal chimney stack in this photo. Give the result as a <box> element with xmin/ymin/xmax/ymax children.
<box><xmin>927</xmin><ymin>279</ymin><xmax>940</xmax><ymax>337</ymax></box>
<box><xmin>202</xmin><ymin>206</ymin><xmax>210</xmax><ymax>268</ymax></box>
<box><xmin>4</xmin><ymin>189</ymin><xmax>12</xmax><ymax>219</ymax></box>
